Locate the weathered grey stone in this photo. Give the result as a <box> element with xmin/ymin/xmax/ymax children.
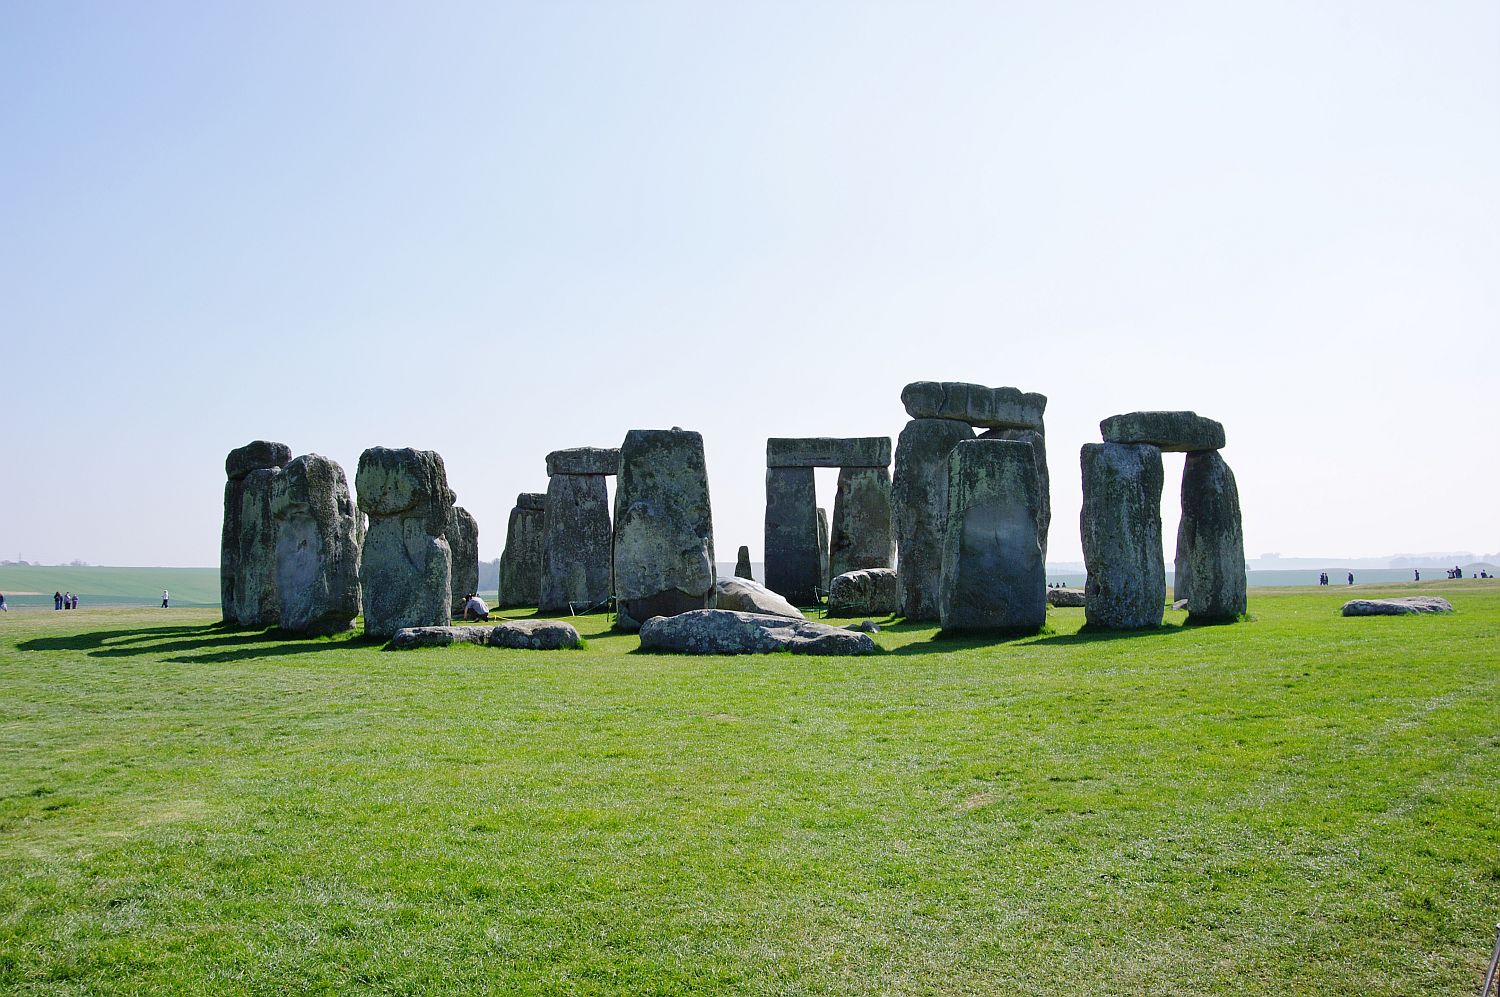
<box><xmin>222</xmin><ymin>441</ymin><xmax>290</xmax><ymax>627</ymax></box>
<box><xmin>489</xmin><ymin>619</ymin><xmax>582</xmax><ymax>649</ymax></box>
<box><xmin>714</xmin><ymin>576</ymin><xmax>803</xmax><ymax>619</ymax></box>
<box><xmin>356</xmin><ymin>447</ymin><xmax>453</xmax><ymax>639</ymax></box>
<box><xmin>1172</xmin><ymin>598</ymin><xmax>1189</xmax><ymax>611</ymax></box>
<box><xmin>1173</xmin><ymin>518</ymin><xmax>1192</xmax><ymax>605</ymax></box>
<box><xmin>816</xmin><ymin>508</ymin><xmax>830</xmax><ymax>592</ymax></box>
<box><xmin>1048</xmin><ymin>587</ymin><xmax>1086</xmax><ymax>608</ymax></box>
<box><xmin>613</xmin><ymin>429</ymin><xmax>716</xmax><ymax>630</ymax></box>
<box><xmin>546</xmin><ymin>447</ymin><xmax>621</xmax><ymax>477</ymax></box>
<box><xmin>901</xmin><ymin>382</ymin><xmax>1046</xmax><ymax>430</ymax></box>
<box><xmin>1080</xmin><ymin>443</ymin><xmax>1166</xmax><ymax>630</ymax></box>
<box><xmin>829</xmin><ymin>466</ymin><xmax>895</xmax><ymax>580</ymax></box>
<box><xmin>766</xmin><ymin>437</ymin><xmax>891</xmax><ymax>468</ymax></box>
<box><xmin>764</xmin><ymin>466</ymin><xmax>820</xmax><ymax>605</ymax></box>
<box><xmin>1342</xmin><ymin>597</ymin><xmax>1454</xmax><ymax>617</ymax></box>
<box><xmin>498</xmin><ymin>493</ymin><xmax>546</xmax><ymax>608</ymax></box>
<box><xmin>892</xmin><ymin>418</ymin><xmax>974</xmax><ymax>620</ymax></box>
<box><xmin>735</xmin><ymin>546</ymin><xmax>753</xmax><ymax>580</ymax></box>
<box><xmin>539</xmin><ymin>474</ymin><xmax>612</xmax><ymax>613</ymax></box>
<box><xmin>270</xmin><ymin>454</ymin><xmax>360</xmax><ymax>635</ymax></box>
<box><xmin>939</xmin><ymin>439</ymin><xmax>1046</xmax><ymax>633</ymax></box>
<box><xmin>1178</xmin><ymin>450</ymin><xmax>1247</xmax><ymax>623</ymax></box>
<box><xmin>979</xmin><ymin>427</ymin><xmax>1050</xmax><ymax>559</ymax></box>
<box><xmin>447</xmin><ymin>505</ymin><xmax>480</xmax><ymax>614</ymax></box>
<box><xmin>226</xmin><ymin>440</ymin><xmax>292</xmax><ymax>482</ymax></box>
<box><xmin>828</xmin><ymin>568</ymin><xmax>898</xmax><ymax>618</ymax></box>
<box><xmin>638</xmin><ymin>609</ymin><xmax>877</xmax><ymax>656</ymax></box>
<box><xmin>847</xmin><ymin>620</ymin><xmax>881</xmax><ymax>633</ymax></box>
<box><xmin>1101</xmin><ymin>411</ymin><xmax>1225</xmax><ymax>452</ymax></box>
<box><xmin>388</xmin><ymin>625</ymin><xmax>491</xmax><ymax>649</ymax></box>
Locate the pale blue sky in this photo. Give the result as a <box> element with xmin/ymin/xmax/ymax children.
<box><xmin>2</xmin><ymin>1</ymin><xmax>1496</xmax><ymax>566</ymax></box>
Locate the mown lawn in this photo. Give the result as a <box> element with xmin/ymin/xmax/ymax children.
<box><xmin>2</xmin><ymin>583</ymin><xmax>1497</xmax><ymax>995</ymax></box>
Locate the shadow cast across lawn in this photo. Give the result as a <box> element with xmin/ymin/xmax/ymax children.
<box><xmin>19</xmin><ymin>623</ymin><xmax>370</xmax><ymax>661</ymax></box>
<box><xmin>882</xmin><ymin>620</ymin><xmax>1191</xmax><ymax>655</ymax></box>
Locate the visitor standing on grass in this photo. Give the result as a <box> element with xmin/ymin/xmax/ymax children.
<box><xmin>1348</xmin><ymin>572</ymin><xmax>1354</xmax><ymax>585</ymax></box>
<box><xmin>0</xmin><ymin>592</ymin><xmax>8</xmax><ymax>612</ymax></box>
<box><xmin>53</xmin><ymin>591</ymin><xmax>63</xmax><ymax>610</ymax></box>
<box><xmin>161</xmin><ymin>589</ymin><xmax>169</xmax><ymax>608</ymax></box>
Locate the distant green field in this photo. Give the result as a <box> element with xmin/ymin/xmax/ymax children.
<box><xmin>1</xmin><ymin>581</ymin><xmax>1497</xmax><ymax>994</ymax></box>
<box><xmin>0</xmin><ymin>566</ymin><xmax>221</xmax><ymax>608</ymax></box>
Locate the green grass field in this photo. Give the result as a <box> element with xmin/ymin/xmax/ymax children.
<box><xmin>2</xmin><ymin>582</ymin><xmax>1498</xmax><ymax>994</ymax></box>
<box><xmin>0</xmin><ymin>566</ymin><xmax>222</xmax><ymax>608</ymax></box>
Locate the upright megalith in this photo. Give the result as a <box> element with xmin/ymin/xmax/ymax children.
<box><xmin>1172</xmin><ymin>518</ymin><xmax>1192</xmax><ymax>605</ymax></box>
<box><xmin>539</xmin><ymin>471</ymin><xmax>612</xmax><ymax>614</ymax></box>
<box><xmin>816</xmin><ymin>508</ymin><xmax>830</xmax><ymax>592</ymax></box>
<box><xmin>979</xmin><ymin>427</ymin><xmax>1050</xmax><ymax>559</ymax></box>
<box><xmin>356</xmin><ymin>447</ymin><xmax>453</xmax><ymax>639</ymax></box>
<box><xmin>892</xmin><ymin>418</ymin><xmax>974</xmax><ymax>619</ymax></box>
<box><xmin>447</xmin><ymin>505</ymin><xmax>480</xmax><ymax>614</ymax></box>
<box><xmin>1080</xmin><ymin>443</ymin><xmax>1165</xmax><ymax>630</ymax></box>
<box><xmin>221</xmin><ymin>440</ymin><xmax>291</xmax><ymax>627</ymax></box>
<box><xmin>271</xmin><ymin>454</ymin><xmax>361</xmax><ymax>635</ymax></box>
<box><xmin>764</xmin><ymin>466</ymin><xmax>820</xmax><ymax>604</ymax></box>
<box><xmin>498</xmin><ymin>492</ymin><xmax>546</xmax><ymax>608</ymax></box>
<box><xmin>735</xmin><ymin>546</ymin><xmax>753</xmax><ymax>580</ymax></box>
<box><xmin>613</xmin><ymin>428</ymin><xmax>716</xmax><ymax>630</ymax></box>
<box><xmin>1178</xmin><ymin>450</ymin><xmax>1246</xmax><ymax>622</ymax></box>
<box><xmin>829</xmin><ymin>466</ymin><xmax>894</xmax><ymax>580</ymax></box>
<box><xmin>939</xmin><ymin>439</ymin><xmax>1046</xmax><ymax>633</ymax></box>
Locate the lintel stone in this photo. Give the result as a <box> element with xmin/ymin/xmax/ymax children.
<box><xmin>1100</xmin><ymin>411</ymin><xmax>1225</xmax><ymax>452</ymax></box>
<box><xmin>900</xmin><ymin>382</ymin><xmax>1046</xmax><ymax>430</ymax></box>
<box><xmin>766</xmin><ymin>437</ymin><xmax>891</xmax><ymax>468</ymax></box>
<box><xmin>546</xmin><ymin>447</ymin><xmax>620</xmax><ymax>476</ymax></box>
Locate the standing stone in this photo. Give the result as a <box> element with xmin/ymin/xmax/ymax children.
<box><xmin>979</xmin><ymin>427</ymin><xmax>1050</xmax><ymax>559</ymax></box>
<box><xmin>829</xmin><ymin>466</ymin><xmax>895</xmax><ymax>580</ymax></box>
<box><xmin>939</xmin><ymin>439</ymin><xmax>1046</xmax><ymax>633</ymax></box>
<box><xmin>356</xmin><ymin>447</ymin><xmax>453</xmax><ymax>639</ymax></box>
<box><xmin>816</xmin><ymin>507</ymin><xmax>830</xmax><ymax>592</ymax></box>
<box><xmin>1173</xmin><ymin>517</ymin><xmax>1192</xmax><ymax>605</ymax></box>
<box><xmin>892</xmin><ymin>418</ymin><xmax>973</xmax><ymax>620</ymax></box>
<box><xmin>613</xmin><ymin>428</ymin><xmax>716</xmax><ymax>630</ymax></box>
<box><xmin>1080</xmin><ymin>443</ymin><xmax>1165</xmax><ymax>630</ymax></box>
<box><xmin>735</xmin><ymin>546</ymin><xmax>753</xmax><ymax>580</ymax></box>
<box><xmin>498</xmin><ymin>493</ymin><xmax>546</xmax><ymax>608</ymax></box>
<box><xmin>539</xmin><ymin>474</ymin><xmax>612</xmax><ymax>613</ymax></box>
<box><xmin>764</xmin><ymin>466</ymin><xmax>820</xmax><ymax>605</ymax></box>
<box><xmin>221</xmin><ymin>440</ymin><xmax>291</xmax><ymax>627</ymax></box>
<box><xmin>447</xmin><ymin>505</ymin><xmax>480</xmax><ymax>613</ymax></box>
<box><xmin>1178</xmin><ymin>450</ymin><xmax>1247</xmax><ymax>622</ymax></box>
<box><xmin>271</xmin><ymin>454</ymin><xmax>361</xmax><ymax>635</ymax></box>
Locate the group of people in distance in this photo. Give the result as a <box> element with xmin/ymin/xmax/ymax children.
<box><xmin>1317</xmin><ymin>572</ymin><xmax>1354</xmax><ymax>586</ymax></box>
<box><xmin>53</xmin><ymin>591</ymin><xmax>78</xmax><ymax>610</ymax></box>
<box><xmin>1443</xmin><ymin>565</ymin><xmax>1491</xmax><ymax>579</ymax></box>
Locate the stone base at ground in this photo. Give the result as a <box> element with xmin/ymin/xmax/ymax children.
<box><xmin>489</xmin><ymin>619</ymin><xmax>582</xmax><ymax>649</ymax></box>
<box><xmin>828</xmin><ymin>568</ymin><xmax>897</xmax><ymax>617</ymax></box>
<box><xmin>638</xmin><ymin>609</ymin><xmax>877</xmax><ymax>656</ymax></box>
<box><xmin>714</xmin><ymin>577</ymin><xmax>803</xmax><ymax>619</ymax></box>
<box><xmin>1047</xmin><ymin>588</ymin><xmax>1086</xmax><ymax>607</ymax></box>
<box><xmin>389</xmin><ymin>626</ymin><xmax>492</xmax><ymax>648</ymax></box>
<box><xmin>1342</xmin><ymin>597</ymin><xmax>1454</xmax><ymax>616</ymax></box>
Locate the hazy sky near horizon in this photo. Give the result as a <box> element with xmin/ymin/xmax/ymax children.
<box><xmin>2</xmin><ymin>1</ymin><xmax>1496</xmax><ymax>568</ymax></box>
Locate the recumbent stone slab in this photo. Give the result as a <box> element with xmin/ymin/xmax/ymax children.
<box><xmin>498</xmin><ymin>493</ymin><xmax>546</xmax><ymax>608</ymax></box>
<box><xmin>546</xmin><ymin>447</ymin><xmax>621</xmax><ymax>477</ymax></box>
<box><xmin>388</xmin><ymin>625</ymin><xmax>491</xmax><ymax>649</ymax></box>
<box><xmin>1341</xmin><ymin>597</ymin><xmax>1454</xmax><ymax>616</ymax></box>
<box><xmin>489</xmin><ymin>619</ymin><xmax>582</xmax><ymax>649</ymax></box>
<box><xmin>271</xmin><ymin>454</ymin><xmax>361</xmax><ymax>635</ymax></box>
<box><xmin>766</xmin><ymin>437</ymin><xmax>891</xmax><ymax>468</ymax></box>
<box><xmin>1100</xmin><ymin>411</ymin><xmax>1225</xmax><ymax>452</ymax></box>
<box><xmin>714</xmin><ymin>576</ymin><xmax>803</xmax><ymax>620</ymax></box>
<box><xmin>638</xmin><ymin>609</ymin><xmax>876</xmax><ymax>656</ymax></box>
<box><xmin>1080</xmin><ymin>443</ymin><xmax>1166</xmax><ymax>630</ymax></box>
<box><xmin>828</xmin><ymin>568</ymin><xmax>898</xmax><ymax>618</ymax></box>
<box><xmin>892</xmin><ymin>418</ymin><xmax>973</xmax><ymax>620</ymax></box>
<box><xmin>356</xmin><ymin>447</ymin><xmax>453</xmax><ymax>639</ymax></box>
<box><xmin>901</xmin><ymin>382</ymin><xmax>1046</xmax><ymax>430</ymax></box>
<box><xmin>1047</xmin><ymin>588</ymin><xmax>1086</xmax><ymax>608</ymax></box>
<box><xmin>1177</xmin><ymin>450</ymin><xmax>1247</xmax><ymax>622</ymax></box>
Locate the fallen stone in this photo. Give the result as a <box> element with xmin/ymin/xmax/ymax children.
<box><xmin>1080</xmin><ymin>443</ymin><xmax>1166</xmax><ymax>630</ymax></box>
<box><xmin>546</xmin><ymin>447</ymin><xmax>620</xmax><ymax>477</ymax></box>
<box><xmin>901</xmin><ymin>382</ymin><xmax>1046</xmax><ymax>430</ymax></box>
<box><xmin>939</xmin><ymin>439</ymin><xmax>1046</xmax><ymax>633</ymax></box>
<box><xmin>766</xmin><ymin>437</ymin><xmax>891</xmax><ymax>468</ymax></box>
<box><xmin>1178</xmin><ymin>450</ymin><xmax>1247</xmax><ymax>623</ymax></box>
<box><xmin>1171</xmin><ymin>599</ymin><xmax>1189</xmax><ymax>611</ymax></box>
<box><xmin>613</xmin><ymin>428</ymin><xmax>716</xmax><ymax>630</ymax></box>
<box><xmin>1100</xmin><ymin>411</ymin><xmax>1225</xmax><ymax>452</ymax></box>
<box><xmin>735</xmin><ymin>545</ymin><xmax>753</xmax><ymax>580</ymax></box>
<box><xmin>638</xmin><ymin>609</ymin><xmax>877</xmax><ymax>656</ymax></box>
<box><xmin>271</xmin><ymin>454</ymin><xmax>361</xmax><ymax>635</ymax></box>
<box><xmin>1047</xmin><ymin>588</ymin><xmax>1086</xmax><ymax>608</ymax></box>
<box><xmin>356</xmin><ymin>447</ymin><xmax>453</xmax><ymax>639</ymax></box>
<box><xmin>764</xmin><ymin>466</ymin><xmax>820</xmax><ymax>604</ymax></box>
<box><xmin>388</xmin><ymin>625</ymin><xmax>491</xmax><ymax>649</ymax></box>
<box><xmin>1342</xmin><ymin>597</ymin><xmax>1454</xmax><ymax>616</ymax></box>
<box><xmin>539</xmin><ymin>473</ymin><xmax>612</xmax><ymax>613</ymax></box>
<box><xmin>892</xmin><ymin>418</ymin><xmax>973</xmax><ymax>620</ymax></box>
<box><xmin>447</xmin><ymin>505</ymin><xmax>480</xmax><ymax>614</ymax></box>
<box><xmin>828</xmin><ymin>567</ymin><xmax>898</xmax><ymax>617</ymax></box>
<box><xmin>846</xmin><ymin>620</ymin><xmax>881</xmax><ymax>633</ymax></box>
<box><xmin>714</xmin><ymin>576</ymin><xmax>803</xmax><ymax>619</ymax></box>
<box><xmin>498</xmin><ymin>493</ymin><xmax>546</xmax><ymax>608</ymax></box>
<box><xmin>489</xmin><ymin>619</ymin><xmax>582</xmax><ymax>649</ymax></box>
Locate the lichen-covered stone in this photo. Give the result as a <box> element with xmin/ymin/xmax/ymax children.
<box><xmin>829</xmin><ymin>466</ymin><xmax>895</xmax><ymax>581</ymax></box>
<box><xmin>1080</xmin><ymin>443</ymin><xmax>1165</xmax><ymax>630</ymax></box>
<box><xmin>892</xmin><ymin>418</ymin><xmax>973</xmax><ymax>620</ymax></box>
<box><xmin>1342</xmin><ymin>597</ymin><xmax>1454</xmax><ymax>616</ymax></box>
<box><xmin>1047</xmin><ymin>587</ymin><xmax>1086</xmax><ymax>608</ymax></box>
<box><xmin>498</xmin><ymin>493</ymin><xmax>546</xmax><ymax>608</ymax></box>
<box><xmin>1100</xmin><ymin>411</ymin><xmax>1225</xmax><ymax>452</ymax></box>
<box><xmin>1178</xmin><ymin>450</ymin><xmax>1247</xmax><ymax>623</ymax></box>
<box><xmin>356</xmin><ymin>447</ymin><xmax>453</xmax><ymax>639</ymax></box>
<box><xmin>828</xmin><ymin>568</ymin><xmax>898</xmax><ymax>617</ymax></box>
<box><xmin>271</xmin><ymin>454</ymin><xmax>360</xmax><ymax>635</ymax></box>
<box><xmin>221</xmin><ymin>441</ymin><xmax>290</xmax><ymax>627</ymax></box>
<box><xmin>764</xmin><ymin>467</ymin><xmax>819</xmax><ymax>605</ymax></box>
<box><xmin>388</xmin><ymin>625</ymin><xmax>491</xmax><ymax>649</ymax></box>
<box><xmin>226</xmin><ymin>440</ymin><xmax>293</xmax><ymax>482</ymax></box>
<box><xmin>939</xmin><ymin>439</ymin><xmax>1046</xmax><ymax>633</ymax></box>
<box><xmin>638</xmin><ymin>609</ymin><xmax>877</xmax><ymax>656</ymax></box>
<box><xmin>979</xmin><ymin>426</ymin><xmax>1050</xmax><ymax>559</ymax></box>
<box><xmin>539</xmin><ymin>474</ymin><xmax>612</xmax><ymax>613</ymax></box>
<box><xmin>446</xmin><ymin>505</ymin><xmax>480</xmax><ymax>614</ymax></box>
<box><xmin>546</xmin><ymin>447</ymin><xmax>620</xmax><ymax>477</ymax></box>
<box><xmin>766</xmin><ymin>437</ymin><xmax>891</xmax><ymax>468</ymax></box>
<box><xmin>613</xmin><ymin>429</ymin><xmax>716</xmax><ymax>630</ymax></box>
<box><xmin>901</xmin><ymin>382</ymin><xmax>1046</xmax><ymax>430</ymax></box>
<box><xmin>489</xmin><ymin>619</ymin><xmax>582</xmax><ymax>649</ymax></box>
<box><xmin>714</xmin><ymin>576</ymin><xmax>803</xmax><ymax>619</ymax></box>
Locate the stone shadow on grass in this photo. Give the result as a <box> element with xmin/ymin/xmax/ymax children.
<box><xmin>1026</xmin><ymin>623</ymin><xmax>1188</xmax><ymax>647</ymax></box>
<box><xmin>19</xmin><ymin>624</ymin><xmax>366</xmax><ymax>660</ymax></box>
